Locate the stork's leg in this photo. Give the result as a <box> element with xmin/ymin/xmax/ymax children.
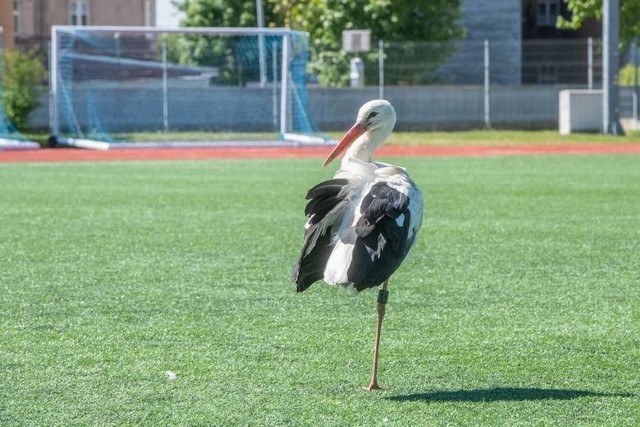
<box><xmin>365</xmin><ymin>280</ymin><xmax>389</xmax><ymax>391</ymax></box>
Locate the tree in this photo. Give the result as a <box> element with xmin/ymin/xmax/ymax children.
<box><xmin>177</xmin><ymin>0</ymin><xmax>283</xmax><ymax>27</ymax></box>
<box><xmin>557</xmin><ymin>0</ymin><xmax>640</xmax><ymax>45</ymax></box>
<box><xmin>1</xmin><ymin>49</ymin><xmax>45</xmax><ymax>131</ymax></box>
<box><xmin>294</xmin><ymin>0</ymin><xmax>465</xmax><ymax>86</ymax></box>
<box><xmin>168</xmin><ymin>0</ymin><xmax>286</xmax><ymax>85</ymax></box>
<box><xmin>618</xmin><ymin>63</ymin><xmax>640</xmax><ymax>85</ymax></box>
<box><xmin>175</xmin><ymin>0</ymin><xmax>465</xmax><ymax>87</ymax></box>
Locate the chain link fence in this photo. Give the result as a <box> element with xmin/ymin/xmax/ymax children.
<box><xmin>28</xmin><ymin>37</ymin><xmax>640</xmax><ymax>132</ymax></box>
<box><xmin>326</xmin><ymin>38</ymin><xmax>640</xmax><ymax>131</ymax></box>
<box><xmin>357</xmin><ymin>39</ymin><xmax>605</xmax><ymax>88</ymax></box>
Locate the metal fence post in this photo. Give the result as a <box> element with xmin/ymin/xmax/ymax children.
<box><xmin>603</xmin><ymin>0</ymin><xmax>623</xmax><ymax>134</ymax></box>
<box><xmin>279</xmin><ymin>33</ymin><xmax>290</xmax><ymax>137</ymax></box>
<box><xmin>256</xmin><ymin>0</ymin><xmax>267</xmax><ymax>87</ymax></box>
<box><xmin>272</xmin><ymin>42</ymin><xmax>278</xmax><ymax>129</ymax></box>
<box><xmin>484</xmin><ymin>39</ymin><xmax>491</xmax><ymax>129</ymax></box>
<box><xmin>378</xmin><ymin>39</ymin><xmax>384</xmax><ymax>100</ymax></box>
<box><xmin>50</xmin><ymin>26</ymin><xmax>59</xmax><ymax>138</ymax></box>
<box><xmin>634</xmin><ymin>39</ymin><xmax>639</xmax><ymax>126</ymax></box>
<box><xmin>162</xmin><ymin>38</ymin><xmax>169</xmax><ymax>132</ymax></box>
<box><xmin>588</xmin><ymin>37</ymin><xmax>594</xmax><ymax>89</ymax></box>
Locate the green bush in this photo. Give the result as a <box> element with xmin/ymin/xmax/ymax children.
<box><xmin>619</xmin><ymin>63</ymin><xmax>640</xmax><ymax>86</ymax></box>
<box><xmin>2</xmin><ymin>49</ymin><xmax>45</xmax><ymax>130</ymax></box>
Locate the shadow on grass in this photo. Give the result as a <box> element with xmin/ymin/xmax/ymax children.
<box><xmin>387</xmin><ymin>387</ymin><xmax>635</xmax><ymax>403</ymax></box>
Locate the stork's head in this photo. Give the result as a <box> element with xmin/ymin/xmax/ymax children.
<box><xmin>323</xmin><ymin>99</ymin><xmax>397</xmax><ymax>166</ymax></box>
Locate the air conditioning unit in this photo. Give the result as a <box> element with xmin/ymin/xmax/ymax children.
<box><xmin>342</xmin><ymin>30</ymin><xmax>371</xmax><ymax>53</ymax></box>
<box><xmin>559</xmin><ymin>90</ymin><xmax>602</xmax><ymax>134</ymax></box>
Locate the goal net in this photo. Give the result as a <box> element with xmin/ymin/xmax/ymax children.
<box><xmin>0</xmin><ymin>26</ymin><xmax>39</xmax><ymax>150</ymax></box>
<box><xmin>49</xmin><ymin>26</ymin><xmax>329</xmax><ymax>149</ymax></box>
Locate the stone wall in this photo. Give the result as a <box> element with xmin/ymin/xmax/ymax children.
<box><xmin>32</xmin><ymin>84</ymin><xmax>568</xmax><ymax>133</ymax></box>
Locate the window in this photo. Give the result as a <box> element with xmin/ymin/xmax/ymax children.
<box><xmin>70</xmin><ymin>1</ymin><xmax>89</xmax><ymax>26</ymax></box>
<box><xmin>13</xmin><ymin>0</ymin><xmax>20</xmax><ymax>35</ymax></box>
<box><xmin>537</xmin><ymin>0</ymin><xmax>560</xmax><ymax>27</ymax></box>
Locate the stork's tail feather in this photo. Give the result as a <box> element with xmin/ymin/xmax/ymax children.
<box><xmin>292</xmin><ymin>178</ymin><xmax>351</xmax><ymax>292</ymax></box>
<box><xmin>291</xmin><ymin>226</ymin><xmax>335</xmax><ymax>292</ymax></box>
<box><xmin>291</xmin><ymin>260</ymin><xmax>314</xmax><ymax>292</ymax></box>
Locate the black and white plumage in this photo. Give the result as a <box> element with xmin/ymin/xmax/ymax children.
<box><xmin>291</xmin><ymin>99</ymin><xmax>423</xmax><ymax>390</ymax></box>
<box><xmin>292</xmin><ymin>99</ymin><xmax>423</xmax><ymax>293</ymax></box>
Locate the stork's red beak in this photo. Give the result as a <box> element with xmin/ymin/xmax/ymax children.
<box><xmin>323</xmin><ymin>122</ymin><xmax>367</xmax><ymax>167</ymax></box>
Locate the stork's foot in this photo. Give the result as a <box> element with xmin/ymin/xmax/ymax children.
<box><xmin>364</xmin><ymin>380</ymin><xmax>382</xmax><ymax>391</ymax></box>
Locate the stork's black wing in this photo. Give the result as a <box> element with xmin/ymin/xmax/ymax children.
<box><xmin>292</xmin><ymin>178</ymin><xmax>350</xmax><ymax>292</ymax></box>
<box><xmin>348</xmin><ymin>181</ymin><xmax>416</xmax><ymax>290</ymax></box>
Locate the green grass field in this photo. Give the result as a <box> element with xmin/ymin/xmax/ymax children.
<box><xmin>1</xmin><ymin>154</ymin><xmax>639</xmax><ymax>425</ymax></box>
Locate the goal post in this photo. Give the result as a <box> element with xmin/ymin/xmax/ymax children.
<box><xmin>0</xmin><ymin>26</ymin><xmax>40</xmax><ymax>150</ymax></box>
<box><xmin>49</xmin><ymin>26</ymin><xmax>329</xmax><ymax>149</ymax></box>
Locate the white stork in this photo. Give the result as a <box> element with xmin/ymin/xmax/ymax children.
<box><xmin>292</xmin><ymin>99</ymin><xmax>423</xmax><ymax>390</ymax></box>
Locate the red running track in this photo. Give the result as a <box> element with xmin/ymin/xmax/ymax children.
<box><xmin>1</xmin><ymin>144</ymin><xmax>640</xmax><ymax>163</ymax></box>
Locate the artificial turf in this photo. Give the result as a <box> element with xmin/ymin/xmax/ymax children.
<box><xmin>1</xmin><ymin>154</ymin><xmax>639</xmax><ymax>425</ymax></box>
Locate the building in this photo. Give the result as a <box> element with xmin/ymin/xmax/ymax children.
<box><xmin>521</xmin><ymin>0</ymin><xmax>601</xmax><ymax>84</ymax></box>
<box><xmin>441</xmin><ymin>0</ymin><xmax>522</xmax><ymax>85</ymax></box>
<box><xmin>0</xmin><ymin>0</ymin><xmax>15</xmax><ymax>49</ymax></box>
<box><xmin>442</xmin><ymin>0</ymin><xmax>601</xmax><ymax>85</ymax></box>
<box><xmin>2</xmin><ymin>0</ymin><xmax>155</xmax><ymax>55</ymax></box>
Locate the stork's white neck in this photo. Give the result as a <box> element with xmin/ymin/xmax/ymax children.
<box><xmin>341</xmin><ymin>124</ymin><xmax>393</xmax><ymax>166</ymax></box>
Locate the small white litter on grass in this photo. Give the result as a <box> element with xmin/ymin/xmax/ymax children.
<box><xmin>165</xmin><ymin>371</ymin><xmax>177</xmax><ymax>380</ymax></box>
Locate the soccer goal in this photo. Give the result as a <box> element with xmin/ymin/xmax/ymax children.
<box><xmin>0</xmin><ymin>26</ymin><xmax>39</xmax><ymax>150</ymax></box>
<box><xmin>49</xmin><ymin>26</ymin><xmax>329</xmax><ymax>149</ymax></box>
